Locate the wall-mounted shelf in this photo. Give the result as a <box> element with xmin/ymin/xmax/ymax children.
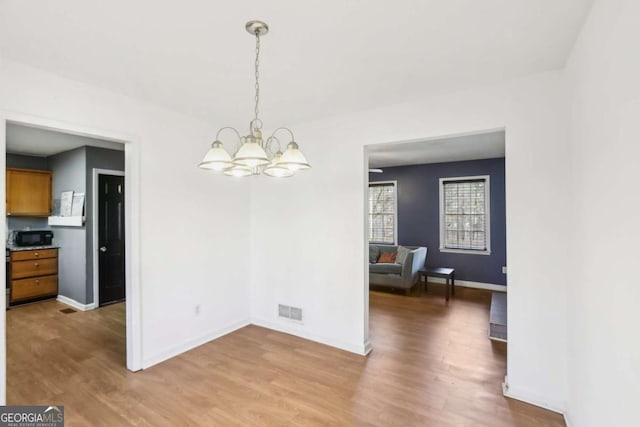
<box><xmin>48</xmin><ymin>216</ymin><xmax>85</xmax><ymax>227</ymax></box>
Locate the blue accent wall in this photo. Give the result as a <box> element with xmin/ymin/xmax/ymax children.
<box><xmin>370</xmin><ymin>158</ymin><xmax>506</xmax><ymax>285</ymax></box>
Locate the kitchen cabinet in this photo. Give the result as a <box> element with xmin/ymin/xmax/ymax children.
<box><xmin>10</xmin><ymin>248</ymin><xmax>58</xmax><ymax>305</ymax></box>
<box><xmin>6</xmin><ymin>168</ymin><xmax>52</xmax><ymax>217</ymax></box>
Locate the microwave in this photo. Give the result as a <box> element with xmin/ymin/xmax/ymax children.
<box><xmin>14</xmin><ymin>230</ymin><xmax>54</xmax><ymax>247</ymax></box>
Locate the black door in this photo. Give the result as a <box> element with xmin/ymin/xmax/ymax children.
<box><xmin>98</xmin><ymin>174</ymin><xmax>125</xmax><ymax>306</ymax></box>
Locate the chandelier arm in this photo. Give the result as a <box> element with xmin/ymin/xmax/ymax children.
<box><xmin>265</xmin><ymin>136</ymin><xmax>282</xmax><ymax>156</ymax></box>
<box><xmin>215</xmin><ymin>126</ymin><xmax>244</xmax><ymax>154</ymax></box>
<box><xmin>269</xmin><ymin>127</ymin><xmax>296</xmax><ymax>143</ymax></box>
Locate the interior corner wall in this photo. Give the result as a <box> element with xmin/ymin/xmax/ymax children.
<box><xmin>48</xmin><ymin>146</ymin><xmax>87</xmax><ymax>303</ymax></box>
<box><xmin>564</xmin><ymin>0</ymin><xmax>640</xmax><ymax>425</ymax></box>
<box><xmin>249</xmin><ymin>70</ymin><xmax>571</xmax><ymax>410</ymax></box>
<box><xmin>0</xmin><ymin>57</ymin><xmax>253</xmax><ymax>374</ymax></box>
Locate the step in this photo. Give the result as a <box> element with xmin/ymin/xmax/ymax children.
<box><xmin>489</xmin><ymin>291</ymin><xmax>507</xmax><ymax>342</ymax></box>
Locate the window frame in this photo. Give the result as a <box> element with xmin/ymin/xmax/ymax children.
<box><xmin>368</xmin><ymin>180</ymin><xmax>398</xmax><ymax>245</ymax></box>
<box><xmin>438</xmin><ymin>175</ymin><xmax>491</xmax><ymax>255</ymax></box>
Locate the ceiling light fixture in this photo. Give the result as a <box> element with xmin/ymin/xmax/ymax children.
<box><xmin>198</xmin><ymin>21</ymin><xmax>311</xmax><ymax>177</ymax></box>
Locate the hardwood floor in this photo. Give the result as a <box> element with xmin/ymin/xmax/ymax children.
<box><xmin>7</xmin><ymin>286</ymin><xmax>565</xmax><ymax>426</ymax></box>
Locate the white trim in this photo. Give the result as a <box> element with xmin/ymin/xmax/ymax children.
<box><xmin>427</xmin><ymin>276</ymin><xmax>506</xmax><ymax>292</ymax></box>
<box><xmin>362</xmin><ymin>340</ymin><xmax>372</xmax><ymax>355</ymax></box>
<box><xmin>251</xmin><ymin>317</ymin><xmax>371</xmax><ymax>356</ymax></box>
<box><xmin>57</xmin><ymin>295</ymin><xmax>96</xmax><ymax>311</ymax></box>
<box><xmin>92</xmin><ymin>168</ymin><xmax>125</xmax><ymax>310</ymax></box>
<box><xmin>363</xmin><ymin>150</ymin><xmax>372</xmax><ymax>358</ymax></box>
<box><xmin>1</xmin><ymin>110</ymin><xmax>143</xmax><ymax>378</ymax></box>
<box><xmin>564</xmin><ymin>413</ymin><xmax>573</xmax><ymax>427</ymax></box>
<box><xmin>438</xmin><ymin>175</ymin><xmax>491</xmax><ymax>255</ymax></box>
<box><xmin>368</xmin><ymin>180</ymin><xmax>398</xmax><ymax>245</ymax></box>
<box><xmin>439</xmin><ymin>247</ymin><xmax>492</xmax><ymax>256</ymax></box>
<box><xmin>0</xmin><ymin>118</ymin><xmax>6</xmax><ymax>405</ymax></box>
<box><xmin>142</xmin><ymin>319</ymin><xmax>250</xmax><ymax>369</ymax></box>
<box><xmin>503</xmin><ymin>378</ymin><xmax>566</xmax><ymax>415</ymax></box>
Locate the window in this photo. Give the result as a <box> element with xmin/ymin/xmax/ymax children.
<box><xmin>369</xmin><ymin>181</ymin><xmax>397</xmax><ymax>244</ymax></box>
<box><xmin>439</xmin><ymin>176</ymin><xmax>491</xmax><ymax>254</ymax></box>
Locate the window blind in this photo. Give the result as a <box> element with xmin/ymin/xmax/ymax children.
<box><xmin>369</xmin><ymin>183</ymin><xmax>396</xmax><ymax>244</ymax></box>
<box><xmin>442</xmin><ymin>178</ymin><xmax>487</xmax><ymax>250</ymax></box>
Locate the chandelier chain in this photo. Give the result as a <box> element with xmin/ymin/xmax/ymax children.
<box><xmin>254</xmin><ymin>32</ymin><xmax>260</xmax><ymax>123</ymax></box>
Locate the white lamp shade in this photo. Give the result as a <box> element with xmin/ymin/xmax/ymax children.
<box><xmin>233</xmin><ymin>141</ymin><xmax>270</xmax><ymax>167</ymax></box>
<box><xmin>199</xmin><ymin>141</ymin><xmax>233</xmax><ymax>170</ymax></box>
<box><xmin>263</xmin><ymin>152</ymin><xmax>294</xmax><ymax>178</ymax></box>
<box><xmin>278</xmin><ymin>142</ymin><xmax>311</xmax><ymax>171</ymax></box>
<box><xmin>223</xmin><ymin>164</ymin><xmax>253</xmax><ymax>177</ymax></box>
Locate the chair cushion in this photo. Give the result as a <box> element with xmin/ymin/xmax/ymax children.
<box><xmin>369</xmin><ymin>263</ymin><xmax>402</xmax><ymax>275</ymax></box>
<box><xmin>378</xmin><ymin>252</ymin><xmax>397</xmax><ymax>263</ymax></box>
<box><xmin>396</xmin><ymin>246</ymin><xmax>411</xmax><ymax>265</ymax></box>
<box><xmin>369</xmin><ymin>246</ymin><xmax>380</xmax><ymax>263</ymax></box>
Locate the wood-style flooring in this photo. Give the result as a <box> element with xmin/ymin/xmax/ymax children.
<box><xmin>7</xmin><ymin>285</ymin><xmax>565</xmax><ymax>426</ymax></box>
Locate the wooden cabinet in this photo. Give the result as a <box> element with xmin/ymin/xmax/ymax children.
<box><xmin>6</xmin><ymin>168</ymin><xmax>52</xmax><ymax>217</ymax></box>
<box><xmin>10</xmin><ymin>248</ymin><xmax>58</xmax><ymax>305</ymax></box>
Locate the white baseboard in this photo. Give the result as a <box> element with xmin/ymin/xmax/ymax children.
<box><xmin>57</xmin><ymin>295</ymin><xmax>96</xmax><ymax>311</ymax></box>
<box><xmin>428</xmin><ymin>277</ymin><xmax>506</xmax><ymax>292</ymax></box>
<box><xmin>142</xmin><ymin>318</ymin><xmax>251</xmax><ymax>369</ymax></box>
<box><xmin>564</xmin><ymin>413</ymin><xmax>572</xmax><ymax>427</ymax></box>
<box><xmin>251</xmin><ymin>317</ymin><xmax>370</xmax><ymax>356</ymax></box>
<box><xmin>502</xmin><ymin>377</ymin><xmax>566</xmax><ymax>415</ymax></box>
<box><xmin>363</xmin><ymin>340</ymin><xmax>372</xmax><ymax>355</ymax></box>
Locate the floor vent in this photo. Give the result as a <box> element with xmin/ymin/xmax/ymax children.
<box><xmin>60</xmin><ymin>308</ymin><xmax>77</xmax><ymax>314</ymax></box>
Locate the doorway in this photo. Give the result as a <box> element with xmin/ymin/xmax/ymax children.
<box><xmin>0</xmin><ymin>112</ymin><xmax>142</xmax><ymax>404</ymax></box>
<box><xmin>363</xmin><ymin>128</ymin><xmax>507</xmax><ymax>397</ymax></box>
<box><xmin>94</xmin><ymin>170</ymin><xmax>126</xmax><ymax>306</ymax></box>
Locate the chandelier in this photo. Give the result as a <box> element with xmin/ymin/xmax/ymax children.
<box><xmin>198</xmin><ymin>21</ymin><xmax>311</xmax><ymax>178</ymax></box>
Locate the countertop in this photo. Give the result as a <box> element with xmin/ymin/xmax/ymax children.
<box><xmin>6</xmin><ymin>245</ymin><xmax>59</xmax><ymax>252</ymax></box>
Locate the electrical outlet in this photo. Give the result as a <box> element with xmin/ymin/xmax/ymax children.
<box><xmin>502</xmin><ymin>266</ymin><xmax>507</xmax><ymax>274</ymax></box>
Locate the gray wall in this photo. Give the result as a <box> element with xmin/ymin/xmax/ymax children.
<box><xmin>84</xmin><ymin>147</ymin><xmax>124</xmax><ymax>304</ymax></box>
<box><xmin>369</xmin><ymin>158</ymin><xmax>507</xmax><ymax>285</ymax></box>
<box><xmin>6</xmin><ymin>154</ymin><xmax>50</xmax><ymax>231</ymax></box>
<box><xmin>48</xmin><ymin>147</ymin><xmax>87</xmax><ymax>303</ymax></box>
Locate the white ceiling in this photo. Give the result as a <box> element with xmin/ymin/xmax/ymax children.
<box><xmin>368</xmin><ymin>130</ymin><xmax>505</xmax><ymax>168</ymax></box>
<box><xmin>6</xmin><ymin>123</ymin><xmax>124</xmax><ymax>157</ymax></box>
<box><xmin>0</xmin><ymin>1</ymin><xmax>593</xmax><ymax>126</ymax></box>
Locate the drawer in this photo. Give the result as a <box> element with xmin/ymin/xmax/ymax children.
<box><xmin>11</xmin><ymin>275</ymin><xmax>58</xmax><ymax>302</ymax></box>
<box><xmin>11</xmin><ymin>248</ymin><xmax>57</xmax><ymax>261</ymax></box>
<box><xmin>11</xmin><ymin>258</ymin><xmax>58</xmax><ymax>279</ymax></box>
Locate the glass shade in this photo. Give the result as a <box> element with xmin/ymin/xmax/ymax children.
<box><xmin>278</xmin><ymin>141</ymin><xmax>311</xmax><ymax>171</ymax></box>
<box><xmin>198</xmin><ymin>141</ymin><xmax>233</xmax><ymax>171</ymax></box>
<box><xmin>263</xmin><ymin>152</ymin><xmax>294</xmax><ymax>178</ymax></box>
<box><xmin>233</xmin><ymin>141</ymin><xmax>270</xmax><ymax>167</ymax></box>
<box><xmin>223</xmin><ymin>164</ymin><xmax>253</xmax><ymax>177</ymax></box>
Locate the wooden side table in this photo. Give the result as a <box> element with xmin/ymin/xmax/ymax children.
<box><xmin>420</xmin><ymin>267</ymin><xmax>455</xmax><ymax>301</ymax></box>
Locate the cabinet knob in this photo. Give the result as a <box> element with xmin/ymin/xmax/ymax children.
<box><xmin>34</xmin><ymin>263</ymin><xmax>40</xmax><ymax>267</ymax></box>
<box><xmin>35</xmin><ymin>280</ymin><xmax>40</xmax><ymax>285</ymax></box>
<box><xmin>34</xmin><ymin>252</ymin><xmax>39</xmax><ymax>257</ymax></box>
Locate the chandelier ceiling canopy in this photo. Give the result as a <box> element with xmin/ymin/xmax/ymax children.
<box><xmin>198</xmin><ymin>21</ymin><xmax>311</xmax><ymax>177</ymax></box>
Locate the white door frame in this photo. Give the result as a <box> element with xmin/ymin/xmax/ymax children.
<box><xmin>92</xmin><ymin>168</ymin><xmax>125</xmax><ymax>310</ymax></box>
<box><xmin>0</xmin><ymin>111</ymin><xmax>143</xmax><ymax>404</ymax></box>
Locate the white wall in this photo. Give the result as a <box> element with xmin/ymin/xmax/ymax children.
<box><xmin>564</xmin><ymin>0</ymin><xmax>640</xmax><ymax>425</ymax></box>
<box><xmin>0</xmin><ymin>58</ymin><xmax>252</xmax><ymax>379</ymax></box>
<box><xmin>250</xmin><ymin>70</ymin><xmax>571</xmax><ymax>411</ymax></box>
